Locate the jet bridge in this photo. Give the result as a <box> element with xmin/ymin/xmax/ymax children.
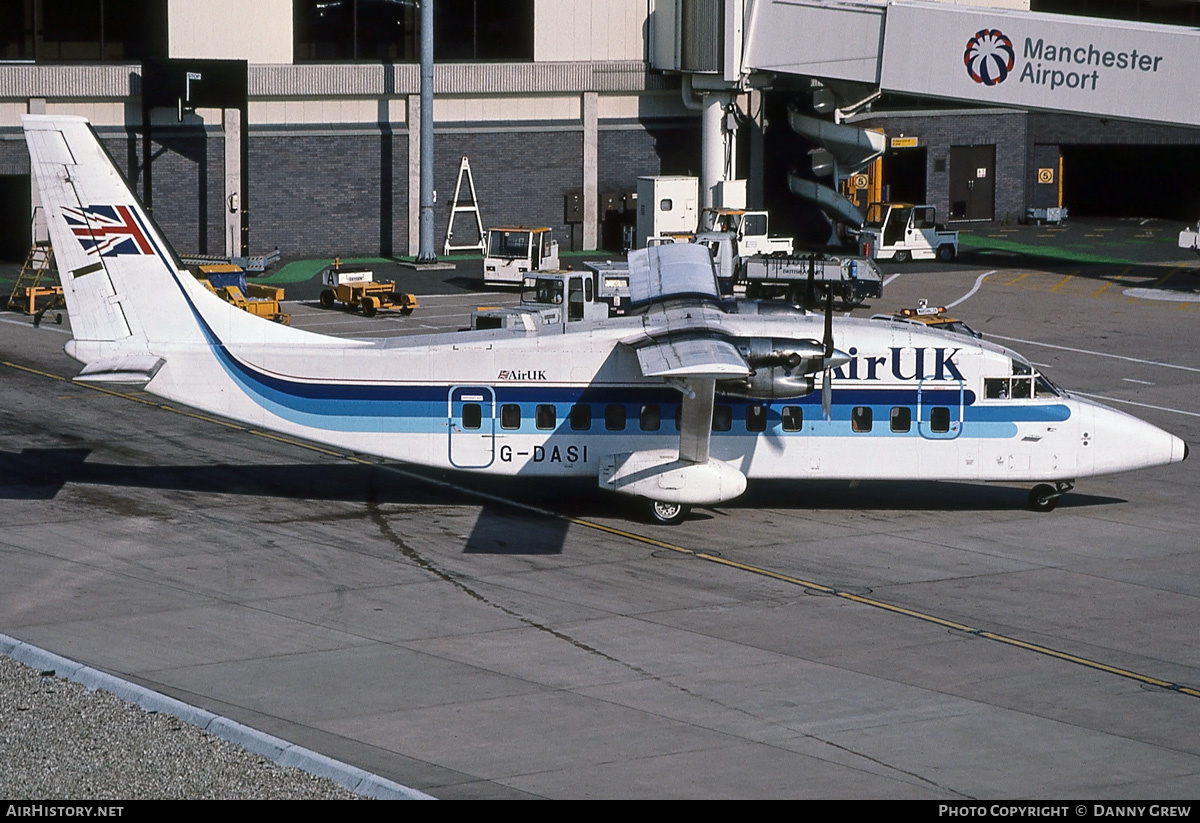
<box><xmin>655</xmin><ymin>0</ymin><xmax>1200</xmax><ymax>221</ymax></box>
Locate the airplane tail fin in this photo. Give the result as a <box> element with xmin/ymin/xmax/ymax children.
<box><xmin>22</xmin><ymin>115</ymin><xmax>280</xmax><ymax>353</ymax></box>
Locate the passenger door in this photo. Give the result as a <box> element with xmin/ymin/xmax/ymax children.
<box><xmin>448</xmin><ymin>386</ymin><xmax>495</xmax><ymax>468</ymax></box>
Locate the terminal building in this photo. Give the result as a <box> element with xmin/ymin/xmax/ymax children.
<box><xmin>1</xmin><ymin>0</ymin><xmax>1199</xmax><ymax>263</ymax></box>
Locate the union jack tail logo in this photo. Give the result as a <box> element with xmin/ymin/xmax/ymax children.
<box><xmin>63</xmin><ymin>204</ymin><xmax>154</xmax><ymax>258</ymax></box>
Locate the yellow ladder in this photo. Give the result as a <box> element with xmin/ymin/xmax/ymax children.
<box><xmin>6</xmin><ymin>240</ymin><xmax>59</xmax><ymax>315</ymax></box>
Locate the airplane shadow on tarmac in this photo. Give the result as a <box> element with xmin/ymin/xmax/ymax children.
<box><xmin>1</xmin><ymin>447</ymin><xmax>1127</xmax><ymax>554</ymax></box>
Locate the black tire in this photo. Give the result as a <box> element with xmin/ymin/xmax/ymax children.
<box><xmin>320</xmin><ymin>289</ymin><xmax>335</xmax><ymax>309</ymax></box>
<box><xmin>937</xmin><ymin>244</ymin><xmax>956</xmax><ymax>262</ymax></box>
<box><xmin>1028</xmin><ymin>484</ymin><xmax>1058</xmax><ymax>512</ymax></box>
<box><xmin>400</xmin><ymin>306</ymin><xmax>414</xmax><ymax>316</ymax></box>
<box><xmin>893</xmin><ymin>250</ymin><xmax>910</xmax><ymax>263</ymax></box>
<box><xmin>648</xmin><ymin>500</ymin><xmax>690</xmax><ymax>525</ymax></box>
<box><xmin>362</xmin><ymin>297</ymin><xmax>378</xmax><ymax>318</ymax></box>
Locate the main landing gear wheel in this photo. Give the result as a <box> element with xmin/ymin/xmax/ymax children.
<box><xmin>648</xmin><ymin>500</ymin><xmax>690</xmax><ymax>525</ymax></box>
<box><xmin>892</xmin><ymin>250</ymin><xmax>910</xmax><ymax>263</ymax></box>
<box><xmin>319</xmin><ymin>289</ymin><xmax>335</xmax><ymax>309</ymax></box>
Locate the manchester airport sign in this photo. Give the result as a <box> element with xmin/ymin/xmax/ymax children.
<box><xmin>880</xmin><ymin>3</ymin><xmax>1200</xmax><ymax>126</ymax></box>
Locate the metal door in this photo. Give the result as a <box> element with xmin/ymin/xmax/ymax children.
<box><xmin>949</xmin><ymin>145</ymin><xmax>995</xmax><ymax>221</ymax></box>
<box><xmin>917</xmin><ymin>380</ymin><xmax>963</xmax><ymax>440</ymax></box>
<box><xmin>448</xmin><ymin>386</ymin><xmax>495</xmax><ymax>468</ymax></box>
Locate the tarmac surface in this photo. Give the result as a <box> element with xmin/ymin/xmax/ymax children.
<box><xmin>2</xmin><ymin>219</ymin><xmax>1200</xmax><ymax>798</ymax></box>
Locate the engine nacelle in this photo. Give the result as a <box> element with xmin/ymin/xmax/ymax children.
<box><xmin>718</xmin><ymin>337</ymin><xmax>824</xmax><ymax>400</ymax></box>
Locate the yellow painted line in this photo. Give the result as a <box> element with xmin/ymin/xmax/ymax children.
<box><xmin>1153</xmin><ymin>268</ymin><xmax>1181</xmax><ymax>288</ymax></box>
<box><xmin>1090</xmin><ymin>282</ymin><xmax>1113</xmax><ymax>298</ymax></box>
<box><xmin>574</xmin><ymin>515</ymin><xmax>1199</xmax><ymax>696</ymax></box>
<box><xmin>7</xmin><ymin>357</ymin><xmax>1200</xmax><ymax>700</ymax></box>
<box><xmin>1049</xmin><ymin>275</ymin><xmax>1074</xmax><ymax>292</ymax></box>
<box><xmin>1005</xmin><ymin>272</ymin><xmax>1032</xmax><ymax>286</ymax></box>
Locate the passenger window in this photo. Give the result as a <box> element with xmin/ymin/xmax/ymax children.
<box><xmin>536</xmin><ymin>404</ymin><xmax>556</xmax><ymax>430</ymax></box>
<box><xmin>570</xmin><ymin>403</ymin><xmax>591</xmax><ymax>431</ymax></box>
<box><xmin>461</xmin><ymin>403</ymin><xmax>482</xmax><ymax>430</ymax></box>
<box><xmin>712</xmin><ymin>405</ymin><xmax>732</xmax><ymax>432</ymax></box>
<box><xmin>852</xmin><ymin>406</ymin><xmax>872</xmax><ymax>432</ymax></box>
<box><xmin>890</xmin><ymin>407</ymin><xmax>911</xmax><ymax>433</ymax></box>
<box><xmin>605</xmin><ymin>404</ymin><xmax>626</xmax><ymax>431</ymax></box>
<box><xmin>640</xmin><ymin>404</ymin><xmax>661</xmax><ymax>431</ymax></box>
<box><xmin>746</xmin><ymin>405</ymin><xmax>767</xmax><ymax>433</ymax></box>
<box><xmin>930</xmin><ymin>406</ymin><xmax>951</xmax><ymax>433</ymax></box>
<box><xmin>501</xmin><ymin>404</ymin><xmax>521</xmax><ymax>430</ymax></box>
<box><xmin>781</xmin><ymin>406</ymin><xmax>803</xmax><ymax>432</ymax></box>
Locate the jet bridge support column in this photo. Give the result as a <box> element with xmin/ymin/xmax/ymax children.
<box><xmin>701</xmin><ymin>90</ymin><xmax>736</xmax><ymax>210</ymax></box>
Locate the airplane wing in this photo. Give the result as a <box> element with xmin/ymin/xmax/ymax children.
<box><xmin>627</xmin><ymin>243</ymin><xmax>722</xmax><ymax>306</ymax></box>
<box><xmin>632</xmin><ymin>335</ymin><xmax>748</xmax><ymax>379</ymax></box>
<box><xmin>622</xmin><ymin>244</ymin><xmax>751</xmax><ymax>466</ymax></box>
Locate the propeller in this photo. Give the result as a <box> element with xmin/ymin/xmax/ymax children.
<box><xmin>822</xmin><ymin>285</ymin><xmax>834</xmax><ymax>420</ymax></box>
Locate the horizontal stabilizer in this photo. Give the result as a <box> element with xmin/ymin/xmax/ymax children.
<box><xmin>74</xmin><ymin>355</ymin><xmax>165</xmax><ymax>386</ymax></box>
<box><xmin>599</xmin><ymin>449</ymin><xmax>747</xmax><ymax>505</ymax></box>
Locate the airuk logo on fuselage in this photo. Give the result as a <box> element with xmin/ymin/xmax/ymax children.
<box><xmin>833</xmin><ymin>347</ymin><xmax>965</xmax><ymax>382</ymax></box>
<box><xmin>498</xmin><ymin>369</ymin><xmax>547</xmax><ymax>381</ymax></box>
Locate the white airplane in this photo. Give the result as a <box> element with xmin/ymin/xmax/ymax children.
<box><xmin>23</xmin><ymin>115</ymin><xmax>1187</xmax><ymax>524</ymax></box>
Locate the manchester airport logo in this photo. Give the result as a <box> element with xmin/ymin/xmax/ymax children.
<box><xmin>964</xmin><ymin>28</ymin><xmax>1015</xmax><ymax>85</ymax></box>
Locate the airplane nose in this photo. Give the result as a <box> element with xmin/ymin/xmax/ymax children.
<box><xmin>1087</xmin><ymin>400</ymin><xmax>1188</xmax><ymax>475</ymax></box>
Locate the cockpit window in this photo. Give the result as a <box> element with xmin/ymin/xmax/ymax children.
<box><xmin>985</xmin><ymin>359</ymin><xmax>1061</xmax><ymax>400</ymax></box>
<box><xmin>1035</xmin><ymin>375</ymin><xmax>1061</xmax><ymax>398</ymax></box>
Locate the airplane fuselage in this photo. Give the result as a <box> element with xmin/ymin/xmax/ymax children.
<box><xmin>69</xmin><ymin>305</ymin><xmax>1175</xmax><ymax>488</ymax></box>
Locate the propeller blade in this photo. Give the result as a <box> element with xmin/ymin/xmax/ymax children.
<box><xmin>822</xmin><ymin>366</ymin><xmax>832</xmax><ymax>420</ymax></box>
<box><xmin>823</xmin><ymin>285</ymin><xmax>835</xmax><ymax>359</ymax></box>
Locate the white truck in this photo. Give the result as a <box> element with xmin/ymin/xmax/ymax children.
<box><xmin>471</xmin><ymin>268</ymin><xmax>629</xmax><ymax>330</ymax></box>
<box><xmin>1179</xmin><ymin>221</ymin><xmax>1200</xmax><ymax>254</ymax></box>
<box><xmin>482</xmin><ymin>226</ymin><xmax>561</xmax><ymax>287</ymax></box>
<box><xmin>701</xmin><ymin>208</ymin><xmax>794</xmax><ymax>257</ymax></box>
<box><xmin>688</xmin><ymin>232</ymin><xmax>882</xmax><ymax>307</ymax></box>
<box><xmin>858</xmin><ymin>203</ymin><xmax>958</xmax><ymax>263</ymax></box>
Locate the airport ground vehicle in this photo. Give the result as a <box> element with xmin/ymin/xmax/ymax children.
<box><xmin>700</xmin><ymin>208</ymin><xmax>794</xmax><ymax>257</ymax></box>
<box><xmin>737</xmin><ymin>250</ymin><xmax>882</xmax><ymax>306</ymax></box>
<box><xmin>472</xmin><ymin>268</ymin><xmax>622</xmax><ymax>330</ymax></box>
<box><xmin>1179</xmin><ymin>222</ymin><xmax>1200</xmax><ymax>255</ymax></box>
<box><xmin>482</xmin><ymin>227</ymin><xmax>561</xmax><ymax>287</ymax></box>
<box><xmin>27</xmin><ymin>115</ymin><xmax>1187</xmax><ymax>524</ymax></box>
<box><xmin>194</xmin><ymin>264</ymin><xmax>289</xmax><ymax>325</ymax></box>
<box><xmin>858</xmin><ymin>203</ymin><xmax>958</xmax><ymax>262</ymax></box>
<box><xmin>871</xmin><ymin>302</ymin><xmax>982</xmax><ymax>339</ymax></box>
<box><xmin>682</xmin><ymin>232</ymin><xmax>882</xmax><ymax>306</ymax></box>
<box><xmin>318</xmin><ymin>261</ymin><xmax>417</xmax><ymax>317</ymax></box>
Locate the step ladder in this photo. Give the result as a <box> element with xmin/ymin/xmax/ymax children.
<box><xmin>6</xmin><ymin>240</ymin><xmax>62</xmax><ymax>317</ymax></box>
<box><xmin>443</xmin><ymin>156</ymin><xmax>486</xmax><ymax>255</ymax></box>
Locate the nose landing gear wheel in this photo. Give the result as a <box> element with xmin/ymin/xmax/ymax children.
<box><xmin>649</xmin><ymin>500</ymin><xmax>690</xmax><ymax>525</ymax></box>
<box><xmin>1028</xmin><ymin>480</ymin><xmax>1072</xmax><ymax>512</ymax></box>
<box><xmin>1028</xmin><ymin>484</ymin><xmax>1058</xmax><ymax>512</ymax></box>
